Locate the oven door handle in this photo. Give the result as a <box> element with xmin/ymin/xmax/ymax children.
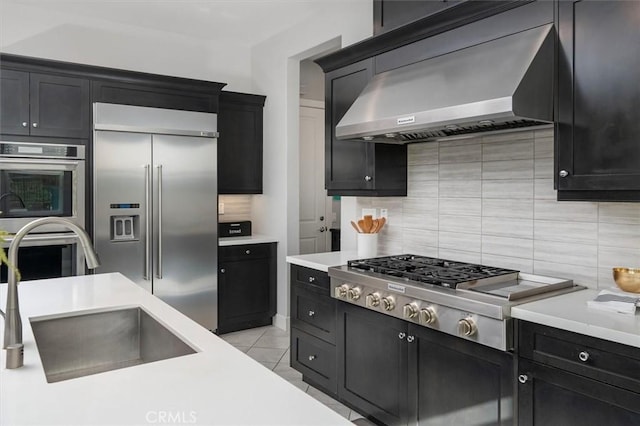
<box><xmin>144</xmin><ymin>164</ymin><xmax>152</xmax><ymax>281</ymax></box>
<box><xmin>0</xmin><ymin>158</ymin><xmax>82</xmax><ymax>170</ymax></box>
<box><xmin>155</xmin><ymin>164</ymin><xmax>163</xmax><ymax>279</ymax></box>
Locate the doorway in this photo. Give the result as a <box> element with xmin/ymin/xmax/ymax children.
<box><xmin>298</xmin><ymin>59</ymin><xmax>338</xmax><ymax>254</ymax></box>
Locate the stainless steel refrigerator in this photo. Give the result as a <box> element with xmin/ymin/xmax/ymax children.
<box><xmin>93</xmin><ymin>103</ymin><xmax>218</xmax><ymax>330</ymax></box>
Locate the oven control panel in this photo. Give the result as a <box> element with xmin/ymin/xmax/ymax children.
<box><xmin>331</xmin><ymin>280</ymin><xmax>511</xmax><ymax>351</ymax></box>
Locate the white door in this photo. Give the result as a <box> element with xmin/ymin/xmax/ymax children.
<box><xmin>299</xmin><ymin>100</ymin><xmax>331</xmax><ymax>254</ymax></box>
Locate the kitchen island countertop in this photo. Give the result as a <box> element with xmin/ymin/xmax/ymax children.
<box><xmin>286</xmin><ymin>251</ymin><xmax>359</xmax><ymax>272</ymax></box>
<box><xmin>512</xmin><ymin>287</ymin><xmax>640</xmax><ymax>349</ymax></box>
<box><xmin>0</xmin><ymin>273</ymin><xmax>350</xmax><ymax>426</ymax></box>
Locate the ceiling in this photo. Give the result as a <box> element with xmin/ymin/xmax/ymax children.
<box><xmin>6</xmin><ymin>0</ymin><xmax>335</xmax><ymax>46</ymax></box>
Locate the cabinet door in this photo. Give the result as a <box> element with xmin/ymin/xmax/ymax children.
<box><xmin>290</xmin><ymin>328</ymin><xmax>337</xmax><ymax>394</ymax></box>
<box><xmin>0</xmin><ymin>69</ymin><xmax>30</xmax><ymax>135</ymax></box>
<box><xmin>518</xmin><ymin>359</ymin><xmax>640</xmax><ymax>426</ymax></box>
<box><xmin>337</xmin><ymin>302</ymin><xmax>409</xmax><ymax>426</ymax></box>
<box><xmin>325</xmin><ymin>59</ymin><xmax>374</xmax><ymax>193</ymax></box>
<box><xmin>374</xmin><ymin>0</ymin><xmax>463</xmax><ymax>35</ymax></box>
<box><xmin>408</xmin><ymin>324</ymin><xmax>513</xmax><ymax>426</ymax></box>
<box><xmin>557</xmin><ymin>0</ymin><xmax>640</xmax><ymax>200</ymax></box>
<box><xmin>325</xmin><ymin>59</ymin><xmax>407</xmax><ymax>196</ymax></box>
<box><xmin>291</xmin><ymin>283</ymin><xmax>336</xmax><ymax>344</ymax></box>
<box><xmin>92</xmin><ymin>80</ymin><xmax>218</xmax><ymax>113</ymax></box>
<box><xmin>218</xmin><ymin>93</ymin><xmax>265</xmax><ymax>194</ymax></box>
<box><xmin>218</xmin><ymin>244</ymin><xmax>276</xmax><ymax>333</ymax></box>
<box><xmin>30</xmin><ymin>73</ymin><xmax>90</xmax><ymax>139</ymax></box>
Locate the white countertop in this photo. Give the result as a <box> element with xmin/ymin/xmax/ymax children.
<box><xmin>512</xmin><ymin>287</ymin><xmax>640</xmax><ymax>349</ymax></box>
<box><xmin>286</xmin><ymin>251</ymin><xmax>359</xmax><ymax>272</ymax></box>
<box><xmin>0</xmin><ymin>273</ymin><xmax>350</xmax><ymax>426</ymax></box>
<box><xmin>219</xmin><ymin>234</ymin><xmax>278</xmax><ymax>246</ymax></box>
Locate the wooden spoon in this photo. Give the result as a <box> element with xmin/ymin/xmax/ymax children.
<box><xmin>363</xmin><ymin>215</ymin><xmax>374</xmax><ymax>233</ymax></box>
<box><xmin>351</xmin><ymin>220</ymin><xmax>362</xmax><ymax>233</ymax></box>
<box><xmin>358</xmin><ymin>219</ymin><xmax>369</xmax><ymax>233</ymax></box>
<box><xmin>370</xmin><ymin>218</ymin><xmax>380</xmax><ymax>233</ymax></box>
<box><xmin>376</xmin><ymin>217</ymin><xmax>386</xmax><ymax>233</ymax></box>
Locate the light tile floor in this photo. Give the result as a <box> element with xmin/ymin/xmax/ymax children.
<box><xmin>220</xmin><ymin>325</ymin><xmax>364</xmax><ymax>423</ymax></box>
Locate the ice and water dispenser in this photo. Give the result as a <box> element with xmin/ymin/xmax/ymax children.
<box><xmin>109</xmin><ymin>204</ymin><xmax>140</xmax><ymax>241</ymax></box>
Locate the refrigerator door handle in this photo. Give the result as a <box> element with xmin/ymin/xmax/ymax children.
<box><xmin>156</xmin><ymin>164</ymin><xmax>163</xmax><ymax>279</ymax></box>
<box><xmin>144</xmin><ymin>164</ymin><xmax>152</xmax><ymax>280</ymax></box>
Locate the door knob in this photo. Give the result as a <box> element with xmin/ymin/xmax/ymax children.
<box><xmin>32</xmin><ymin>122</ymin><xmax>38</xmax><ymax>128</ymax></box>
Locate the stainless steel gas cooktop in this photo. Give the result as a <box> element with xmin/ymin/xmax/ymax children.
<box><xmin>328</xmin><ymin>254</ymin><xmax>582</xmax><ymax>351</ymax></box>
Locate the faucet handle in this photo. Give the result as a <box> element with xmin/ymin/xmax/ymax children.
<box><xmin>6</xmin><ymin>343</ymin><xmax>24</xmax><ymax>369</ymax></box>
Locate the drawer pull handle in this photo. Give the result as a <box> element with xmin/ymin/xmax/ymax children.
<box><xmin>579</xmin><ymin>351</ymin><xmax>590</xmax><ymax>362</ymax></box>
<box><xmin>398</xmin><ymin>332</ymin><xmax>406</xmax><ymax>340</ymax></box>
<box><xmin>220</xmin><ymin>268</ymin><xmax>225</xmax><ymax>273</ymax></box>
<box><xmin>308</xmin><ymin>310</ymin><xmax>315</xmax><ymax>317</ymax></box>
<box><xmin>308</xmin><ymin>355</ymin><xmax>316</xmax><ymax>361</ymax></box>
<box><xmin>518</xmin><ymin>374</ymin><xmax>529</xmax><ymax>384</ymax></box>
<box><xmin>407</xmin><ymin>335</ymin><xmax>415</xmax><ymax>343</ymax></box>
<box><xmin>245</xmin><ymin>249</ymin><xmax>251</xmax><ymax>255</ymax></box>
<box><xmin>308</xmin><ymin>276</ymin><xmax>316</xmax><ymax>283</ymax></box>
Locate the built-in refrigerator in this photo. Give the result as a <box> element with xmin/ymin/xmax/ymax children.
<box><xmin>93</xmin><ymin>103</ymin><xmax>218</xmax><ymax>330</ymax></box>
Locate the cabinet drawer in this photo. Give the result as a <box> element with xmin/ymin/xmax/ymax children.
<box><xmin>219</xmin><ymin>243</ymin><xmax>273</xmax><ymax>261</ymax></box>
<box><xmin>519</xmin><ymin>321</ymin><xmax>640</xmax><ymax>393</ymax></box>
<box><xmin>290</xmin><ymin>328</ymin><xmax>337</xmax><ymax>394</ymax></box>
<box><xmin>291</xmin><ymin>265</ymin><xmax>330</xmax><ymax>292</ymax></box>
<box><xmin>292</xmin><ymin>284</ymin><xmax>336</xmax><ymax>344</ymax></box>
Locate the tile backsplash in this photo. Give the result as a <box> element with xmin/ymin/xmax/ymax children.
<box><xmin>357</xmin><ymin>128</ymin><xmax>640</xmax><ymax>289</ymax></box>
<box><xmin>218</xmin><ymin>195</ymin><xmax>252</xmax><ymax>222</ymax></box>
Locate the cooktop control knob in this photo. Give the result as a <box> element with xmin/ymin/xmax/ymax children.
<box><xmin>382</xmin><ymin>296</ymin><xmax>396</xmax><ymax>311</ymax></box>
<box><xmin>366</xmin><ymin>293</ymin><xmax>381</xmax><ymax>307</ymax></box>
<box><xmin>334</xmin><ymin>284</ymin><xmax>349</xmax><ymax>299</ymax></box>
<box><xmin>403</xmin><ymin>303</ymin><xmax>419</xmax><ymax>319</ymax></box>
<box><xmin>347</xmin><ymin>287</ymin><xmax>362</xmax><ymax>301</ymax></box>
<box><xmin>419</xmin><ymin>306</ymin><xmax>437</xmax><ymax>324</ymax></box>
<box><xmin>458</xmin><ymin>317</ymin><xmax>477</xmax><ymax>337</ymax></box>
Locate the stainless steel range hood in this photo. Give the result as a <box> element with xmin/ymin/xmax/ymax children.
<box><xmin>336</xmin><ymin>24</ymin><xmax>555</xmax><ymax>143</ymax></box>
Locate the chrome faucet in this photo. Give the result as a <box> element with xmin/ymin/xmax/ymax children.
<box><xmin>1</xmin><ymin>217</ymin><xmax>100</xmax><ymax>365</ymax></box>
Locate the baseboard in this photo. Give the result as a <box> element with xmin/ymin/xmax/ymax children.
<box><xmin>273</xmin><ymin>314</ymin><xmax>289</xmax><ymax>332</ymax></box>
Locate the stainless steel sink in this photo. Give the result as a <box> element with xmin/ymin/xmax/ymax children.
<box><xmin>30</xmin><ymin>306</ymin><xmax>197</xmax><ymax>383</ymax></box>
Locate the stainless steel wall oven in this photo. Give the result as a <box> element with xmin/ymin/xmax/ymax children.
<box><xmin>0</xmin><ymin>141</ymin><xmax>86</xmax><ymax>281</ymax></box>
<box><xmin>0</xmin><ymin>141</ymin><xmax>85</xmax><ymax>234</ymax></box>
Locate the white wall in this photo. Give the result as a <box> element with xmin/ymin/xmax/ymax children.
<box><xmin>0</xmin><ymin>1</ymin><xmax>253</xmax><ymax>91</ymax></box>
<box><xmin>250</xmin><ymin>1</ymin><xmax>372</xmax><ymax>329</ymax></box>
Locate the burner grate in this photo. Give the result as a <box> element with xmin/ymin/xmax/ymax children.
<box><xmin>347</xmin><ymin>254</ymin><xmax>518</xmax><ymax>288</ymax></box>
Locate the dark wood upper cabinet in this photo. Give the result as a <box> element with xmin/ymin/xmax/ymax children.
<box><xmin>1</xmin><ymin>70</ymin><xmax>90</xmax><ymax>139</ymax></box>
<box><xmin>556</xmin><ymin>0</ymin><xmax>640</xmax><ymax>201</ymax></box>
<box><xmin>218</xmin><ymin>91</ymin><xmax>266</xmax><ymax>194</ymax></box>
<box><xmin>374</xmin><ymin>0</ymin><xmax>464</xmax><ymax>36</ymax></box>
<box><xmin>92</xmin><ymin>80</ymin><xmax>219</xmax><ymax>113</ymax></box>
<box><xmin>324</xmin><ymin>59</ymin><xmax>407</xmax><ymax>196</ymax></box>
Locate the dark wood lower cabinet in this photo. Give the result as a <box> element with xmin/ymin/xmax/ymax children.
<box><xmin>517</xmin><ymin>320</ymin><xmax>640</xmax><ymax>425</ymax></box>
<box><xmin>218</xmin><ymin>243</ymin><xmax>276</xmax><ymax>334</ymax></box>
<box><xmin>517</xmin><ymin>359</ymin><xmax>640</xmax><ymax>426</ymax></box>
<box><xmin>336</xmin><ymin>302</ymin><xmax>513</xmax><ymax>426</ymax></box>
<box><xmin>337</xmin><ymin>303</ymin><xmax>409</xmax><ymax>426</ymax></box>
<box><xmin>409</xmin><ymin>324</ymin><xmax>513</xmax><ymax>426</ymax></box>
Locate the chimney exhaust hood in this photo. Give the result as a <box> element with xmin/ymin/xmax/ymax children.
<box><xmin>336</xmin><ymin>24</ymin><xmax>555</xmax><ymax>144</ymax></box>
